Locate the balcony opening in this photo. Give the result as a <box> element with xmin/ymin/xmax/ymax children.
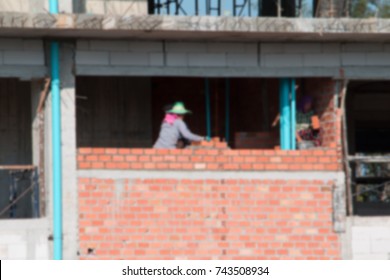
<box><xmin>76</xmin><ymin>76</ymin><xmax>334</xmax><ymax>151</ymax></box>
<box><xmin>346</xmin><ymin>81</ymin><xmax>390</xmax><ymax>216</ymax></box>
<box><xmin>0</xmin><ymin>78</ymin><xmax>40</xmax><ymax>219</ymax></box>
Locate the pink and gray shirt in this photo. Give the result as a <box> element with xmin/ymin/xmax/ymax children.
<box><xmin>153</xmin><ymin>116</ymin><xmax>204</xmax><ymax>149</ymax></box>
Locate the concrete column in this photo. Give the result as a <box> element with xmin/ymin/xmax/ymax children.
<box><xmin>44</xmin><ymin>77</ymin><xmax>53</xmax><ymax>258</ymax></box>
<box><xmin>60</xmin><ymin>42</ymin><xmax>78</xmax><ymax>259</ymax></box>
<box><xmin>44</xmin><ymin>0</ymin><xmax>73</xmax><ymax>13</ymax></box>
<box><xmin>31</xmin><ymin>80</ymin><xmax>47</xmax><ymax>217</ymax></box>
<box><xmin>30</xmin><ymin>0</ymin><xmax>46</xmax><ymax>13</ymax></box>
<box><xmin>44</xmin><ymin>42</ymin><xmax>78</xmax><ymax>259</ymax></box>
<box><xmin>59</xmin><ymin>0</ymin><xmax>73</xmax><ymax>13</ymax></box>
<box><xmin>31</xmin><ymin>81</ymin><xmax>41</xmax><ymax>168</ymax></box>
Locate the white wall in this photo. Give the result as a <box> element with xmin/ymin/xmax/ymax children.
<box><xmin>84</xmin><ymin>0</ymin><xmax>148</xmax><ymax>15</ymax></box>
<box><xmin>0</xmin><ymin>0</ymin><xmax>46</xmax><ymax>13</ymax></box>
<box><xmin>0</xmin><ymin>219</ymin><xmax>49</xmax><ymax>259</ymax></box>
<box><xmin>343</xmin><ymin>217</ymin><xmax>390</xmax><ymax>260</ymax></box>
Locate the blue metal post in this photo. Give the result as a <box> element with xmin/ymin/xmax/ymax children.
<box><xmin>291</xmin><ymin>79</ymin><xmax>296</xmax><ymax>150</ymax></box>
<box><xmin>205</xmin><ymin>78</ymin><xmax>211</xmax><ymax>140</ymax></box>
<box><xmin>225</xmin><ymin>78</ymin><xmax>230</xmax><ymax>143</ymax></box>
<box><xmin>49</xmin><ymin>0</ymin><xmax>62</xmax><ymax>260</ymax></box>
<box><xmin>279</xmin><ymin>78</ymin><xmax>291</xmax><ymax>150</ymax></box>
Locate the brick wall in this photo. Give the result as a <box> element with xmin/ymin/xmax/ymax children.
<box><xmin>77</xmin><ymin>147</ymin><xmax>342</xmax><ymax>171</ymax></box>
<box><xmin>305</xmin><ymin>78</ymin><xmax>338</xmax><ymax>148</ymax></box>
<box><xmin>78</xmin><ymin>177</ymin><xmax>341</xmax><ymax>260</ymax></box>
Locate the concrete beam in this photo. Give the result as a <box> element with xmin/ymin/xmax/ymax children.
<box><xmin>76</xmin><ymin>65</ymin><xmax>340</xmax><ymax>78</ymax></box>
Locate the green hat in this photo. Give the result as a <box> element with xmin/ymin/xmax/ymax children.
<box><xmin>168</xmin><ymin>102</ymin><xmax>192</xmax><ymax>115</ymax></box>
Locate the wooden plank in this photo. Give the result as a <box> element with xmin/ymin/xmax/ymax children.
<box><xmin>37</xmin><ymin>78</ymin><xmax>51</xmax><ymax>113</ymax></box>
<box><xmin>348</xmin><ymin>156</ymin><xmax>390</xmax><ymax>163</ymax></box>
<box><xmin>0</xmin><ymin>165</ymin><xmax>36</xmax><ymax>170</ymax></box>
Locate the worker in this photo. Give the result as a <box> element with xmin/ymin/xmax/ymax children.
<box><xmin>296</xmin><ymin>95</ymin><xmax>321</xmax><ymax>149</ymax></box>
<box><xmin>153</xmin><ymin>102</ymin><xmax>205</xmax><ymax>149</ymax></box>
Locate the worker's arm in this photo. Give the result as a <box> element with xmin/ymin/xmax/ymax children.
<box><xmin>296</xmin><ymin>131</ymin><xmax>302</xmax><ymax>142</ymax></box>
<box><xmin>176</xmin><ymin>119</ymin><xmax>204</xmax><ymax>142</ymax></box>
<box><xmin>311</xmin><ymin>115</ymin><xmax>320</xmax><ymax>130</ymax></box>
<box><xmin>272</xmin><ymin>114</ymin><xmax>280</xmax><ymax>127</ymax></box>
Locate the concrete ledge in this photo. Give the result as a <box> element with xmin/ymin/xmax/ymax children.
<box><xmin>3</xmin><ymin>12</ymin><xmax>390</xmax><ymax>42</ymax></box>
<box><xmin>75</xmin><ymin>65</ymin><xmax>390</xmax><ymax>80</ymax></box>
<box><xmin>78</xmin><ymin>169</ymin><xmax>345</xmax><ymax>181</ymax></box>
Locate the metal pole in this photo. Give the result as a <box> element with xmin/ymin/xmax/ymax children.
<box><xmin>291</xmin><ymin>79</ymin><xmax>296</xmax><ymax>150</ymax></box>
<box><xmin>205</xmin><ymin>79</ymin><xmax>211</xmax><ymax>139</ymax></box>
<box><xmin>175</xmin><ymin>0</ymin><xmax>179</xmax><ymax>15</ymax></box>
<box><xmin>225</xmin><ymin>78</ymin><xmax>230</xmax><ymax>143</ymax></box>
<box><xmin>195</xmin><ymin>0</ymin><xmax>199</xmax><ymax>15</ymax></box>
<box><xmin>277</xmin><ymin>0</ymin><xmax>282</xmax><ymax>17</ymax></box>
<box><xmin>49</xmin><ymin>0</ymin><xmax>63</xmax><ymax>260</ymax></box>
<box><xmin>279</xmin><ymin>78</ymin><xmax>291</xmax><ymax>150</ymax></box>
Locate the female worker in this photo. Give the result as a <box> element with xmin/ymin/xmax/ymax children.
<box><xmin>153</xmin><ymin>102</ymin><xmax>205</xmax><ymax>149</ymax></box>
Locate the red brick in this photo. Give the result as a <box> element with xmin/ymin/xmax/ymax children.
<box><xmin>156</xmin><ymin>149</ymin><xmax>169</xmax><ymax>155</ymax></box>
<box><xmin>222</xmin><ymin>150</ymin><xmax>240</xmax><ymax>156</ymax></box>
<box><xmin>207</xmin><ymin>163</ymin><xmax>219</xmax><ymax>170</ymax></box>
<box><xmin>117</xmin><ymin>162</ymin><xmax>130</xmax><ymax>169</ymax></box>
<box><xmin>118</xmin><ymin>149</ymin><xmax>131</xmax><ymax>155</ymax></box>
<box><xmin>105</xmin><ymin>162</ymin><xmax>116</xmax><ymax>169</ymax></box>
<box><xmin>130</xmin><ymin>149</ymin><xmax>144</xmax><ymax>155</ymax></box>
<box><xmin>91</xmin><ymin>162</ymin><xmax>104</xmax><ymax>169</ymax></box>
<box><xmin>144</xmin><ymin>149</ymin><xmax>157</xmax><ymax>155</ymax></box>
<box><xmin>319</xmin><ymin>157</ymin><xmax>331</xmax><ymax>163</ymax></box>
<box><xmin>86</xmin><ymin>155</ymin><xmax>98</xmax><ymax>161</ymax></box>
<box><xmin>256</xmin><ymin>157</ymin><xmax>269</xmax><ymax>163</ymax></box>
<box><xmin>79</xmin><ymin>148</ymin><xmax>92</xmax><ymax>154</ymax></box>
<box><xmin>139</xmin><ymin>156</ymin><xmax>151</xmax><ymax>162</ymax></box>
<box><xmin>190</xmin><ymin>156</ymin><xmax>202</xmax><ymax>162</ymax></box>
<box><xmin>105</xmin><ymin>148</ymin><xmax>117</xmax><ymax>155</ymax></box>
<box><xmin>92</xmin><ymin>148</ymin><xmax>105</xmax><ymax>154</ymax></box>
<box><xmin>233</xmin><ymin>157</ymin><xmax>244</xmax><ymax>163</ymax></box>
<box><xmin>253</xmin><ymin>164</ymin><xmax>265</xmax><ymax>169</ymax></box>
<box><xmin>125</xmin><ymin>155</ymin><xmax>137</xmax><ymax>162</ymax></box>
<box><xmin>313</xmin><ymin>150</ymin><xmax>325</xmax><ymax>156</ymax></box>
<box><xmin>156</xmin><ymin>163</ymin><xmax>169</xmax><ymax>169</ymax></box>
<box><xmin>79</xmin><ymin>162</ymin><xmax>91</xmax><ymax>169</ymax></box>
<box><xmin>238</xmin><ymin>150</ymin><xmax>251</xmax><ymax>156</ymax></box>
<box><xmin>98</xmin><ymin>155</ymin><xmax>111</xmax><ymax>162</ymax></box>
<box><xmin>130</xmin><ymin>163</ymin><xmax>143</xmax><ymax>169</ymax></box>
<box><xmin>144</xmin><ymin>163</ymin><xmax>156</xmax><ymax>169</ymax></box>
<box><xmin>112</xmin><ymin>155</ymin><xmax>124</xmax><ymax>162</ymax></box>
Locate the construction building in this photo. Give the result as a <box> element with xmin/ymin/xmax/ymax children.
<box><xmin>0</xmin><ymin>0</ymin><xmax>390</xmax><ymax>260</ymax></box>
